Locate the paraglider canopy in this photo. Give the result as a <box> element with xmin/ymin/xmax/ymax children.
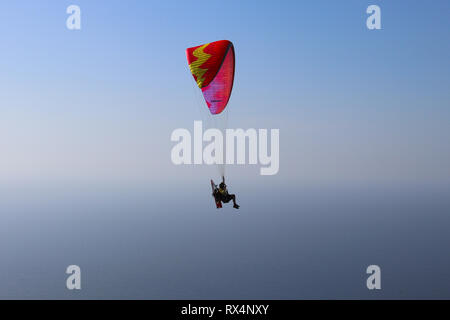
<box><xmin>186</xmin><ymin>40</ymin><xmax>235</xmax><ymax>115</ymax></box>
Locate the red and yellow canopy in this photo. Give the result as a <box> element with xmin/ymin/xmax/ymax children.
<box><xmin>186</xmin><ymin>40</ymin><xmax>235</xmax><ymax>115</ymax></box>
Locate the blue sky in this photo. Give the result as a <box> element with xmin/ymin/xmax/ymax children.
<box><xmin>0</xmin><ymin>0</ymin><xmax>449</xmax><ymax>186</ymax></box>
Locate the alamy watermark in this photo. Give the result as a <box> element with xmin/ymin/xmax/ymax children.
<box><xmin>366</xmin><ymin>265</ymin><xmax>381</xmax><ymax>290</ymax></box>
<box><xmin>171</xmin><ymin>121</ymin><xmax>279</xmax><ymax>175</ymax></box>
<box><xmin>66</xmin><ymin>5</ymin><xmax>81</xmax><ymax>30</ymax></box>
<box><xmin>66</xmin><ymin>265</ymin><xmax>81</xmax><ymax>290</ymax></box>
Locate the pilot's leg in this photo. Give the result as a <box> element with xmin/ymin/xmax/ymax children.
<box><xmin>230</xmin><ymin>194</ymin><xmax>238</xmax><ymax>206</ymax></box>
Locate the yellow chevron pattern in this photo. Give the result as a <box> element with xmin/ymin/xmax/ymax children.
<box><xmin>189</xmin><ymin>43</ymin><xmax>211</xmax><ymax>88</ymax></box>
